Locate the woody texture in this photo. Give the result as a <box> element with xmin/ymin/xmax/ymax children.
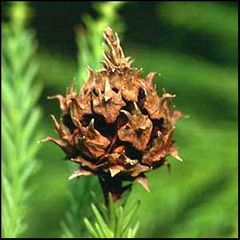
<box><xmin>43</xmin><ymin>27</ymin><xmax>182</xmax><ymax>204</ymax></box>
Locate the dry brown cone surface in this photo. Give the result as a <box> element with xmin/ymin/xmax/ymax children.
<box><xmin>43</xmin><ymin>27</ymin><xmax>182</xmax><ymax>204</ymax></box>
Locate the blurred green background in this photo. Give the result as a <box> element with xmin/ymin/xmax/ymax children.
<box><xmin>2</xmin><ymin>1</ymin><xmax>238</xmax><ymax>238</ymax></box>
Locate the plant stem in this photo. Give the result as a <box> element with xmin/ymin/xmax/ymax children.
<box><xmin>98</xmin><ymin>176</ymin><xmax>127</xmax><ymax>206</ymax></box>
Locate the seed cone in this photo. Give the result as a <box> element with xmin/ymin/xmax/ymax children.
<box><xmin>43</xmin><ymin>27</ymin><xmax>182</xmax><ymax>203</ymax></box>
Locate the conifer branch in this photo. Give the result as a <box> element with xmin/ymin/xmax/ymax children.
<box><xmin>2</xmin><ymin>2</ymin><xmax>42</xmax><ymax>237</ymax></box>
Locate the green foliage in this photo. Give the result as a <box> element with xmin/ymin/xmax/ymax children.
<box><xmin>2</xmin><ymin>2</ymin><xmax>42</xmax><ymax>238</ymax></box>
<box><xmin>60</xmin><ymin>168</ymin><xmax>95</xmax><ymax>238</ymax></box>
<box><xmin>84</xmin><ymin>197</ymin><xmax>140</xmax><ymax>238</ymax></box>
<box><xmin>61</xmin><ymin>2</ymin><xmax>126</xmax><ymax>238</ymax></box>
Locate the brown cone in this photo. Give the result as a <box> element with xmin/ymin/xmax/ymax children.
<box><xmin>44</xmin><ymin>27</ymin><xmax>182</xmax><ymax>203</ymax></box>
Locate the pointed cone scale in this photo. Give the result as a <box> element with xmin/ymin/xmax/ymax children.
<box><xmin>104</xmin><ymin>78</ymin><xmax>113</xmax><ymax>102</ymax></box>
<box><xmin>69</xmin><ymin>169</ymin><xmax>92</xmax><ymax>180</ymax></box>
<box><xmin>109</xmin><ymin>167</ymin><xmax>121</xmax><ymax>177</ymax></box>
<box><xmin>120</xmin><ymin>109</ymin><xmax>132</xmax><ymax>119</ymax></box>
<box><xmin>135</xmin><ymin>175</ymin><xmax>150</xmax><ymax>192</ymax></box>
<box><xmin>171</xmin><ymin>149</ymin><xmax>183</xmax><ymax>162</ymax></box>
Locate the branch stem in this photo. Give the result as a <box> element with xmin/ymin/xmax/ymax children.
<box><xmin>98</xmin><ymin>176</ymin><xmax>123</xmax><ymax>206</ymax></box>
